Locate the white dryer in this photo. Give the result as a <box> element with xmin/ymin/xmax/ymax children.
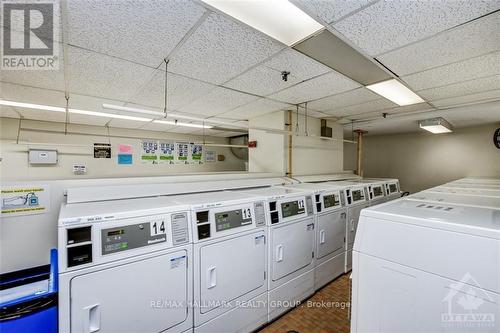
<box><xmin>326</xmin><ymin>181</ymin><xmax>370</xmax><ymax>273</ymax></box>
<box><xmin>427</xmin><ymin>186</ymin><xmax>500</xmax><ymax>198</ymax></box>
<box><xmin>58</xmin><ymin>197</ymin><xmax>193</xmax><ymax>333</ymax></box>
<box><xmin>282</xmin><ymin>183</ymin><xmax>348</xmax><ymax>290</ymax></box>
<box><xmin>172</xmin><ymin>191</ymin><xmax>268</xmax><ymax>333</ymax></box>
<box><xmin>450</xmin><ymin>177</ymin><xmax>500</xmax><ymax>185</ymax></box>
<box><xmin>351</xmin><ymin>199</ymin><xmax>500</xmax><ymax>333</ymax></box>
<box><xmin>409</xmin><ymin>191</ymin><xmax>500</xmax><ymax>209</ymax></box>
<box><xmin>440</xmin><ymin>182</ymin><xmax>500</xmax><ymax>190</ymax></box>
<box><xmin>232</xmin><ymin>186</ymin><xmax>316</xmax><ymax>321</ymax></box>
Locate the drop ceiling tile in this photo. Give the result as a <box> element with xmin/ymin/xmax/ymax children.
<box><xmin>15</xmin><ymin>108</ymin><xmax>66</xmax><ymax>123</ymax></box>
<box><xmin>67</xmin><ymin>46</ymin><xmax>155</xmax><ymax>102</ymax></box>
<box><xmin>188</xmin><ymin>129</ymin><xmax>225</xmax><ymax>136</ymax></box>
<box><xmin>224</xmin><ymin>66</ymin><xmax>300</xmax><ymax>97</ymax></box>
<box><xmin>326</xmin><ymin>98</ymin><xmax>396</xmax><ymax>117</ymax></box>
<box><xmin>0</xmin><ymin>106</ymin><xmax>20</xmax><ymax>119</ymax></box>
<box><xmin>268</xmin><ymin>71</ymin><xmax>360</xmax><ymax>104</ymax></box>
<box><xmin>264</xmin><ymin>48</ymin><xmax>331</xmax><ymax>79</ymax></box>
<box><xmin>417</xmin><ymin>75</ymin><xmax>500</xmax><ymax>101</ymax></box>
<box><xmin>131</xmin><ymin>70</ymin><xmax>216</xmax><ymax>110</ymax></box>
<box><xmin>139</xmin><ymin>122</ymin><xmax>177</xmax><ymax>132</ymax></box>
<box><xmin>332</xmin><ymin>0</ymin><xmax>500</xmax><ymax>56</ymax></box>
<box><xmin>291</xmin><ymin>0</ymin><xmax>376</xmax><ymax>24</ymax></box>
<box><xmin>431</xmin><ymin>89</ymin><xmax>500</xmax><ymax>107</ymax></box>
<box><xmin>107</xmin><ymin>119</ymin><xmax>151</xmax><ymax>129</ymax></box>
<box><xmin>179</xmin><ymin>87</ymin><xmax>258</xmax><ymax>117</ymax></box>
<box><xmin>169</xmin><ymin>12</ymin><xmax>285</xmax><ymax>85</ymax></box>
<box><xmin>213</xmin><ymin>131</ymin><xmax>244</xmax><ymax>137</ymax></box>
<box><xmin>217</xmin><ymin>98</ymin><xmax>289</xmax><ymax>120</ymax></box>
<box><xmin>68</xmin><ymin>112</ymin><xmax>111</xmax><ymax>127</ymax></box>
<box><xmin>378</xmin><ymin>12</ymin><xmax>500</xmax><ymax>76</ymax></box>
<box><xmin>66</xmin><ymin>0</ymin><xmax>205</xmax><ymax>67</ymax></box>
<box><xmin>345</xmin><ymin>102</ymin><xmax>433</xmax><ymax>120</ymax></box>
<box><xmin>0</xmin><ymin>83</ymin><xmax>66</xmax><ymax>107</ymax></box>
<box><xmin>308</xmin><ymin>88</ymin><xmax>380</xmax><ymax>112</ymax></box>
<box><xmin>403</xmin><ymin>51</ymin><xmax>500</xmax><ymax>91</ymax></box>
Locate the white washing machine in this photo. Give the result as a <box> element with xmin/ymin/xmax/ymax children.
<box><xmin>351</xmin><ymin>199</ymin><xmax>500</xmax><ymax>333</ymax></box>
<box><xmin>408</xmin><ymin>191</ymin><xmax>500</xmax><ymax>209</ymax></box>
<box><xmin>427</xmin><ymin>186</ymin><xmax>500</xmax><ymax>198</ymax></box>
<box><xmin>349</xmin><ymin>179</ymin><xmax>388</xmax><ymax>205</ymax></box>
<box><xmin>232</xmin><ymin>186</ymin><xmax>316</xmax><ymax>321</ymax></box>
<box><xmin>58</xmin><ymin>196</ymin><xmax>193</xmax><ymax>333</ymax></box>
<box><xmin>172</xmin><ymin>191</ymin><xmax>268</xmax><ymax>333</ymax></box>
<box><xmin>449</xmin><ymin>177</ymin><xmax>500</xmax><ymax>185</ymax></box>
<box><xmin>326</xmin><ymin>181</ymin><xmax>370</xmax><ymax>273</ymax></box>
<box><xmin>282</xmin><ymin>183</ymin><xmax>348</xmax><ymax>290</ymax></box>
<box><xmin>440</xmin><ymin>182</ymin><xmax>500</xmax><ymax>190</ymax></box>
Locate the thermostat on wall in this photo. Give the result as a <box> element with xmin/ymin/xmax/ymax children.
<box><xmin>29</xmin><ymin>149</ymin><xmax>58</xmax><ymax>165</ymax></box>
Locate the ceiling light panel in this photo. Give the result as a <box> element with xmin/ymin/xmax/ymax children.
<box><xmin>153</xmin><ymin>120</ymin><xmax>213</xmax><ymax>129</ymax></box>
<box><xmin>417</xmin><ymin>75</ymin><xmax>500</xmax><ymax>101</ymax></box>
<box><xmin>179</xmin><ymin>87</ymin><xmax>258</xmax><ymax>116</ymax></box>
<box><xmin>366</xmin><ymin>79</ymin><xmax>425</xmax><ymax>106</ymax></box>
<box><xmin>402</xmin><ymin>51</ymin><xmax>500</xmax><ymax>91</ymax></box>
<box><xmin>332</xmin><ymin>0</ymin><xmax>500</xmax><ymax>56</ymax></box>
<box><xmin>377</xmin><ymin>11</ymin><xmax>500</xmax><ymax>76</ymax></box>
<box><xmin>67</xmin><ymin>46</ymin><xmax>155</xmax><ymax>101</ymax></box>
<box><xmin>269</xmin><ymin>71</ymin><xmax>360</xmax><ymax>104</ymax></box>
<box><xmin>308</xmin><ymin>87</ymin><xmax>380</xmax><ymax>112</ymax></box>
<box><xmin>66</xmin><ymin>0</ymin><xmax>206</xmax><ymax>67</ymax></box>
<box><xmin>290</xmin><ymin>0</ymin><xmax>376</xmax><ymax>24</ymax></box>
<box><xmin>130</xmin><ymin>71</ymin><xmax>215</xmax><ymax>110</ymax></box>
<box><xmin>200</xmin><ymin>0</ymin><xmax>324</xmax><ymax>46</ymax></box>
<box><xmin>419</xmin><ymin>117</ymin><xmax>453</xmax><ymax>134</ymax></box>
<box><xmin>69</xmin><ymin>109</ymin><xmax>152</xmax><ymax>121</ymax></box>
<box><xmin>169</xmin><ymin>13</ymin><xmax>284</xmax><ymax>84</ymax></box>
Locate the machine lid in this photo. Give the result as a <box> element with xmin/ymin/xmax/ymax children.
<box><xmin>281</xmin><ymin>183</ymin><xmax>341</xmax><ymax>193</ymax></box>
<box><xmin>441</xmin><ymin>183</ymin><xmax>500</xmax><ymax>190</ymax></box>
<box><xmin>427</xmin><ymin>186</ymin><xmax>500</xmax><ymax>197</ymax></box>
<box><xmin>171</xmin><ymin>191</ymin><xmax>264</xmax><ymax>206</ymax></box>
<box><xmin>363</xmin><ymin>199</ymin><xmax>500</xmax><ymax>239</ymax></box>
<box><xmin>410</xmin><ymin>191</ymin><xmax>500</xmax><ymax>210</ymax></box>
<box><xmin>59</xmin><ymin>196</ymin><xmax>188</xmax><ymax>225</ymax></box>
<box><xmin>232</xmin><ymin>186</ymin><xmax>312</xmax><ymax>199</ymax></box>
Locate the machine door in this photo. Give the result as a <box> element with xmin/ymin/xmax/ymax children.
<box><xmin>71</xmin><ymin>250</ymin><xmax>189</xmax><ymax>333</ymax></box>
<box><xmin>271</xmin><ymin>217</ymin><xmax>314</xmax><ymax>281</ymax></box>
<box><xmin>317</xmin><ymin>210</ymin><xmax>346</xmax><ymax>259</ymax></box>
<box><xmin>199</xmin><ymin>230</ymin><xmax>266</xmax><ymax>314</ymax></box>
<box><xmin>347</xmin><ymin>204</ymin><xmax>369</xmax><ymax>250</ymax></box>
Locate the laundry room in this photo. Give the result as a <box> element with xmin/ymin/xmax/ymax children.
<box><xmin>0</xmin><ymin>1</ymin><xmax>499</xmax><ymax>333</ymax></box>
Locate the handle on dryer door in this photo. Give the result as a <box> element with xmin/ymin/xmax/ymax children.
<box><xmin>276</xmin><ymin>245</ymin><xmax>284</xmax><ymax>262</ymax></box>
<box><xmin>83</xmin><ymin>303</ymin><xmax>100</xmax><ymax>333</ymax></box>
<box><xmin>350</xmin><ymin>219</ymin><xmax>355</xmax><ymax>231</ymax></box>
<box><xmin>341</xmin><ymin>212</ymin><xmax>346</xmax><ymax>219</ymax></box>
<box><xmin>320</xmin><ymin>230</ymin><xmax>326</xmax><ymax>244</ymax></box>
<box><xmin>207</xmin><ymin>266</ymin><xmax>217</xmax><ymax>289</ymax></box>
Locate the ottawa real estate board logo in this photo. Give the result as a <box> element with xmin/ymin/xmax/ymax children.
<box><xmin>1</xmin><ymin>0</ymin><xmax>60</xmax><ymax>70</ymax></box>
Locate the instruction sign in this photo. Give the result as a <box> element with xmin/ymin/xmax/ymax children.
<box><xmin>191</xmin><ymin>144</ymin><xmax>203</xmax><ymax>164</ymax></box>
<box><xmin>1</xmin><ymin>185</ymin><xmax>50</xmax><ymax>217</ymax></box>
<box><xmin>94</xmin><ymin>143</ymin><xmax>111</xmax><ymax>158</ymax></box>
<box><xmin>176</xmin><ymin>142</ymin><xmax>189</xmax><ymax>164</ymax></box>
<box><xmin>141</xmin><ymin>140</ymin><xmax>158</xmax><ymax>164</ymax></box>
<box><xmin>159</xmin><ymin>141</ymin><xmax>175</xmax><ymax>164</ymax></box>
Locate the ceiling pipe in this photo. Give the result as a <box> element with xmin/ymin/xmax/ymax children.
<box><xmin>353</xmin><ymin>129</ymin><xmax>367</xmax><ymax>177</ymax></box>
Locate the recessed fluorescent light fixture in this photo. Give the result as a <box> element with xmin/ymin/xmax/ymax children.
<box><xmin>0</xmin><ymin>100</ymin><xmax>66</xmax><ymax>112</ymax></box>
<box><xmin>200</xmin><ymin>0</ymin><xmax>324</xmax><ymax>46</ymax></box>
<box><xmin>102</xmin><ymin>104</ymin><xmax>165</xmax><ymax>118</ymax></box>
<box><xmin>153</xmin><ymin>120</ymin><xmax>213</xmax><ymax>129</ymax></box>
<box><xmin>419</xmin><ymin>117</ymin><xmax>453</xmax><ymax>134</ymax></box>
<box><xmin>69</xmin><ymin>109</ymin><xmax>152</xmax><ymax>122</ymax></box>
<box><xmin>366</xmin><ymin>79</ymin><xmax>425</xmax><ymax>106</ymax></box>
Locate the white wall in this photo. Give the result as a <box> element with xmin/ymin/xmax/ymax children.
<box><xmin>0</xmin><ymin>117</ymin><xmax>245</xmax><ymax>181</ymax></box>
<box><xmin>248</xmin><ymin>111</ymin><xmax>344</xmax><ymax>176</ymax></box>
<box><xmin>344</xmin><ymin>123</ymin><xmax>500</xmax><ymax>193</ymax></box>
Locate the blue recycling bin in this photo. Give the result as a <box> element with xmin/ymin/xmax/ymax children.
<box><xmin>0</xmin><ymin>249</ymin><xmax>58</xmax><ymax>333</ymax></box>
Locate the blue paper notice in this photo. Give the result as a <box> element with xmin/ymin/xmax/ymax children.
<box><xmin>118</xmin><ymin>154</ymin><xmax>133</xmax><ymax>165</ymax></box>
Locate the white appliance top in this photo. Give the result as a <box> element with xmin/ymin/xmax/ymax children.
<box><xmin>232</xmin><ymin>186</ymin><xmax>312</xmax><ymax>199</ymax></box>
<box><xmin>441</xmin><ymin>183</ymin><xmax>500</xmax><ymax>190</ymax></box>
<box><xmin>328</xmin><ymin>180</ymin><xmax>368</xmax><ymax>188</ymax></box>
<box><xmin>410</xmin><ymin>191</ymin><xmax>500</xmax><ymax>210</ymax></box>
<box><xmin>59</xmin><ymin>196</ymin><xmax>187</xmax><ymax>225</ymax></box>
<box><xmin>283</xmin><ymin>182</ymin><xmax>344</xmax><ymax>193</ymax></box>
<box><xmin>171</xmin><ymin>190</ymin><xmax>263</xmax><ymax>207</ymax></box>
<box><xmin>363</xmin><ymin>199</ymin><xmax>500</xmax><ymax>239</ymax></box>
<box><xmin>428</xmin><ymin>186</ymin><xmax>500</xmax><ymax>197</ymax></box>
<box><xmin>452</xmin><ymin>177</ymin><xmax>500</xmax><ymax>184</ymax></box>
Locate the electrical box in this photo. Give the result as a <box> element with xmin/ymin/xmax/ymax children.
<box><xmin>29</xmin><ymin>149</ymin><xmax>58</xmax><ymax>165</ymax></box>
<box><xmin>320</xmin><ymin>119</ymin><xmax>332</xmax><ymax>138</ymax></box>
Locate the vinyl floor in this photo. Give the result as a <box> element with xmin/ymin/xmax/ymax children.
<box><xmin>258</xmin><ymin>274</ymin><xmax>351</xmax><ymax>333</ymax></box>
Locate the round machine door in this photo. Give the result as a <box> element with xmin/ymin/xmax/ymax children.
<box><xmin>271</xmin><ymin>217</ymin><xmax>315</xmax><ymax>281</ymax></box>
<box><xmin>317</xmin><ymin>210</ymin><xmax>347</xmax><ymax>259</ymax></box>
<box><xmin>70</xmin><ymin>250</ymin><xmax>189</xmax><ymax>333</ymax></box>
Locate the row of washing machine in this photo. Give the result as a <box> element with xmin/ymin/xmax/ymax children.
<box><xmin>351</xmin><ymin>177</ymin><xmax>500</xmax><ymax>333</ymax></box>
<box><xmin>57</xmin><ymin>177</ymin><xmax>401</xmax><ymax>333</ymax></box>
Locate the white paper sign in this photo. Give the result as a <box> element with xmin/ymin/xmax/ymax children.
<box><xmin>1</xmin><ymin>185</ymin><xmax>50</xmax><ymax>217</ymax></box>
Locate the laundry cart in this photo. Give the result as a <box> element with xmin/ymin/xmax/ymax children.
<box><xmin>0</xmin><ymin>249</ymin><xmax>58</xmax><ymax>333</ymax></box>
